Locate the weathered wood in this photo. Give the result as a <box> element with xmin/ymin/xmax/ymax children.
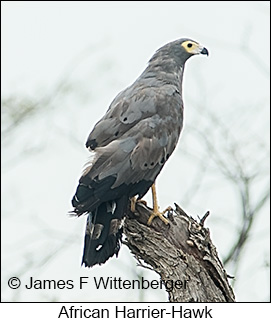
<box><xmin>123</xmin><ymin>202</ymin><xmax>235</xmax><ymax>302</ymax></box>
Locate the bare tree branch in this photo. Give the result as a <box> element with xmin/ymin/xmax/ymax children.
<box><xmin>124</xmin><ymin>202</ymin><xmax>235</xmax><ymax>302</ymax></box>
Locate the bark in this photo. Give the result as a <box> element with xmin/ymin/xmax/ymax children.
<box><xmin>123</xmin><ymin>202</ymin><xmax>235</xmax><ymax>302</ymax></box>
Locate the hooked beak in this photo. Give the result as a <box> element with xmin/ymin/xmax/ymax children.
<box><xmin>200</xmin><ymin>47</ymin><xmax>209</xmax><ymax>56</ymax></box>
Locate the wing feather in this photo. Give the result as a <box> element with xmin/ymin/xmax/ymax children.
<box><xmin>86</xmin><ymin>84</ymin><xmax>181</xmax><ymax>150</ymax></box>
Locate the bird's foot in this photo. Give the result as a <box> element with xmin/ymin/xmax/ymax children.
<box><xmin>147</xmin><ymin>206</ymin><xmax>172</xmax><ymax>226</ymax></box>
<box><xmin>130</xmin><ymin>197</ymin><xmax>147</xmax><ymax>213</ymax></box>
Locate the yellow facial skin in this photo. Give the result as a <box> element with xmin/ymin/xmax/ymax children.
<box><xmin>181</xmin><ymin>40</ymin><xmax>205</xmax><ymax>55</ymax></box>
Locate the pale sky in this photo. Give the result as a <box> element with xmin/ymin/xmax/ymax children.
<box><xmin>1</xmin><ymin>1</ymin><xmax>270</xmax><ymax>302</ymax></box>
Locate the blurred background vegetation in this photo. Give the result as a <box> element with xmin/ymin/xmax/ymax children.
<box><xmin>1</xmin><ymin>1</ymin><xmax>270</xmax><ymax>301</ymax></box>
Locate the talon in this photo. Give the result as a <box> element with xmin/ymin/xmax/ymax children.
<box><xmin>147</xmin><ymin>208</ymin><xmax>171</xmax><ymax>226</ymax></box>
<box><xmin>147</xmin><ymin>183</ymin><xmax>171</xmax><ymax>226</ymax></box>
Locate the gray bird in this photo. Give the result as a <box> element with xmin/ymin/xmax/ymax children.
<box><xmin>71</xmin><ymin>38</ymin><xmax>208</xmax><ymax>267</ymax></box>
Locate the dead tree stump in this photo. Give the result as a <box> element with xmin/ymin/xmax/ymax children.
<box><xmin>123</xmin><ymin>202</ymin><xmax>235</xmax><ymax>302</ymax></box>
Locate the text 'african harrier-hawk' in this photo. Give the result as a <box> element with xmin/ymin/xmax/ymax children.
<box><xmin>71</xmin><ymin>38</ymin><xmax>208</xmax><ymax>267</ymax></box>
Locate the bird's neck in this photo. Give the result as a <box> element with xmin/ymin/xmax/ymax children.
<box><xmin>141</xmin><ymin>57</ymin><xmax>184</xmax><ymax>89</ymax></box>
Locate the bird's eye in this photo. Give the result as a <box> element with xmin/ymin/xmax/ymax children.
<box><xmin>187</xmin><ymin>43</ymin><xmax>193</xmax><ymax>48</ymax></box>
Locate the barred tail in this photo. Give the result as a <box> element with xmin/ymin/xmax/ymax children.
<box><xmin>82</xmin><ymin>197</ymin><xmax>127</xmax><ymax>267</ymax></box>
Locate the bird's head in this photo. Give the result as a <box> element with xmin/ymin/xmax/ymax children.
<box><xmin>151</xmin><ymin>38</ymin><xmax>209</xmax><ymax>66</ymax></box>
<box><xmin>180</xmin><ymin>39</ymin><xmax>209</xmax><ymax>57</ymax></box>
<box><xmin>168</xmin><ymin>38</ymin><xmax>209</xmax><ymax>62</ymax></box>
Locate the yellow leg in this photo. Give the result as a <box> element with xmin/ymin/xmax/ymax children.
<box><xmin>147</xmin><ymin>183</ymin><xmax>170</xmax><ymax>225</ymax></box>
<box><xmin>130</xmin><ymin>197</ymin><xmax>147</xmax><ymax>213</ymax></box>
<box><xmin>130</xmin><ymin>196</ymin><xmax>137</xmax><ymax>213</ymax></box>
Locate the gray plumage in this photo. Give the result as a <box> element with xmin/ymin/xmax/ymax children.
<box><xmin>71</xmin><ymin>38</ymin><xmax>208</xmax><ymax>267</ymax></box>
